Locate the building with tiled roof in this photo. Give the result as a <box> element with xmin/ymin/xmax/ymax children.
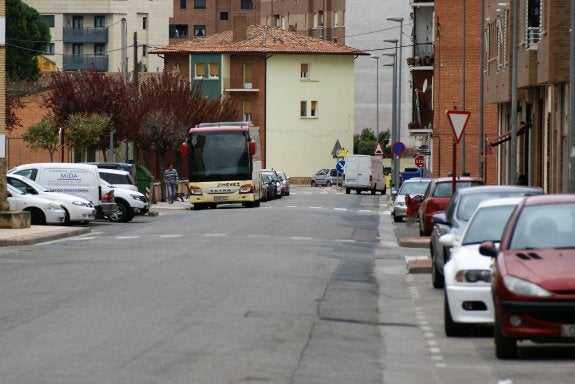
<box><xmin>151</xmin><ymin>19</ymin><xmax>367</xmax><ymax>179</ymax></box>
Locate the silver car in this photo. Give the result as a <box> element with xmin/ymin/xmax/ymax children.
<box><xmin>310</xmin><ymin>168</ymin><xmax>342</xmax><ymax>187</ymax></box>
<box><xmin>392</xmin><ymin>177</ymin><xmax>431</xmax><ymax>222</ymax></box>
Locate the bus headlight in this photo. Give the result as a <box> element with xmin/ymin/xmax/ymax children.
<box><xmin>189</xmin><ymin>186</ymin><xmax>203</xmax><ymax>195</ymax></box>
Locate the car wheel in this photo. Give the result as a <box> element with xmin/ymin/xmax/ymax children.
<box><xmin>193</xmin><ymin>204</ymin><xmax>206</xmax><ymax>210</ymax></box>
<box><xmin>371</xmin><ymin>188</ymin><xmax>376</xmax><ymax>195</ymax></box>
<box><xmin>356</xmin><ymin>190</ymin><xmax>361</xmax><ymax>194</ymax></box>
<box><xmin>393</xmin><ymin>211</ymin><xmax>402</xmax><ymax>223</ymax></box>
<box><xmin>346</xmin><ymin>187</ymin><xmax>351</xmax><ymax>194</ymax></box>
<box><xmin>444</xmin><ymin>292</ymin><xmax>467</xmax><ymax>336</ymax></box>
<box><xmin>63</xmin><ymin>208</ymin><xmax>72</xmax><ymax>226</ymax></box>
<box><xmin>494</xmin><ymin>316</ymin><xmax>518</xmax><ymax>359</ymax></box>
<box><xmin>431</xmin><ymin>253</ymin><xmax>445</xmax><ymax>289</ymax></box>
<box><xmin>27</xmin><ymin>208</ymin><xmax>46</xmax><ymax>225</ymax></box>
<box><xmin>311</xmin><ymin>181</ymin><xmax>316</xmax><ymax>187</ymax></box>
<box><xmin>109</xmin><ymin>200</ymin><xmax>133</xmax><ymax>223</ymax></box>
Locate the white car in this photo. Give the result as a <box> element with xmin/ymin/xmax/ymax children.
<box><xmin>7</xmin><ymin>174</ymin><xmax>97</xmax><ymax>224</ymax></box>
<box><xmin>392</xmin><ymin>177</ymin><xmax>431</xmax><ymax>222</ymax></box>
<box><xmin>100</xmin><ymin>179</ymin><xmax>150</xmax><ymax>222</ymax></box>
<box><xmin>441</xmin><ymin>197</ymin><xmax>524</xmax><ymax>337</ymax></box>
<box><xmin>7</xmin><ymin>184</ymin><xmax>67</xmax><ymax>225</ymax></box>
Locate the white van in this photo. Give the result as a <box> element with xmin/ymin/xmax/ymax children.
<box><xmin>9</xmin><ymin>163</ymin><xmax>116</xmax><ymax>218</ymax></box>
<box><xmin>343</xmin><ymin>155</ymin><xmax>386</xmax><ymax>195</ymax></box>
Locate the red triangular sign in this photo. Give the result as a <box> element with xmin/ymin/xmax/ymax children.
<box><xmin>446</xmin><ymin>110</ymin><xmax>471</xmax><ymax>143</ymax></box>
<box><xmin>373</xmin><ymin>141</ymin><xmax>384</xmax><ymax>156</ymax></box>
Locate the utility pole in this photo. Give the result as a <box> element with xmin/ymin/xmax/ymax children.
<box><xmin>569</xmin><ymin>0</ymin><xmax>575</xmax><ymax>191</ymax></box>
<box><xmin>509</xmin><ymin>0</ymin><xmax>519</xmax><ymax>184</ymax></box>
<box><xmin>121</xmin><ymin>18</ymin><xmax>128</xmax><ymax>85</ymax></box>
<box><xmin>133</xmin><ymin>32</ymin><xmax>138</xmax><ymax>85</ymax></box>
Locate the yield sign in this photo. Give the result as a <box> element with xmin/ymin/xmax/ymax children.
<box><xmin>373</xmin><ymin>141</ymin><xmax>384</xmax><ymax>156</ymax></box>
<box><xmin>446</xmin><ymin>110</ymin><xmax>471</xmax><ymax>143</ymax></box>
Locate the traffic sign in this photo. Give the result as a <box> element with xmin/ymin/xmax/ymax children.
<box><xmin>373</xmin><ymin>141</ymin><xmax>384</xmax><ymax>156</ymax></box>
<box><xmin>391</xmin><ymin>141</ymin><xmax>406</xmax><ymax>156</ymax></box>
<box><xmin>336</xmin><ymin>149</ymin><xmax>348</xmax><ymax>158</ymax></box>
<box><xmin>336</xmin><ymin>160</ymin><xmax>346</xmax><ymax>174</ymax></box>
<box><xmin>331</xmin><ymin>139</ymin><xmax>342</xmax><ymax>159</ymax></box>
<box><xmin>415</xmin><ymin>155</ymin><xmax>425</xmax><ymax>168</ymax></box>
<box><xmin>446</xmin><ymin>110</ymin><xmax>471</xmax><ymax>143</ymax></box>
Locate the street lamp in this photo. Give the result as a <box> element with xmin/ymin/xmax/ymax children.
<box><xmin>383</xmin><ymin>54</ymin><xmax>398</xmax><ymax>189</ymax></box>
<box><xmin>370</xmin><ymin>56</ymin><xmax>380</xmax><ymax>138</ymax></box>
<box><xmin>387</xmin><ymin>17</ymin><xmax>404</xmax><ymax>147</ymax></box>
<box><xmin>384</xmin><ymin>38</ymin><xmax>399</xmax><ymax>188</ymax></box>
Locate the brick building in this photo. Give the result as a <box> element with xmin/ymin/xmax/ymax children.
<box><xmin>433</xmin><ymin>0</ymin><xmax>499</xmax><ymax>184</ymax></box>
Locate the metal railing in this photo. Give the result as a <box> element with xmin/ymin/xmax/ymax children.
<box><xmin>526</xmin><ymin>27</ymin><xmax>541</xmax><ymax>49</ymax></box>
<box><xmin>63</xmin><ymin>54</ymin><xmax>108</xmax><ymax>71</ymax></box>
<box><xmin>63</xmin><ymin>27</ymin><xmax>108</xmax><ymax>43</ymax></box>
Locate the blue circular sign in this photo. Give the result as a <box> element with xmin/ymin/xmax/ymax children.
<box><xmin>336</xmin><ymin>160</ymin><xmax>346</xmax><ymax>174</ymax></box>
<box><xmin>391</xmin><ymin>141</ymin><xmax>406</xmax><ymax>156</ymax></box>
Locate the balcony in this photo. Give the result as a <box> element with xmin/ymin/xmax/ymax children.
<box><xmin>222</xmin><ymin>77</ymin><xmax>259</xmax><ymax>92</ymax></box>
<box><xmin>63</xmin><ymin>27</ymin><xmax>108</xmax><ymax>44</ymax></box>
<box><xmin>63</xmin><ymin>54</ymin><xmax>108</xmax><ymax>71</ymax></box>
<box><xmin>410</xmin><ymin>0</ymin><xmax>434</xmax><ymax>7</ymax></box>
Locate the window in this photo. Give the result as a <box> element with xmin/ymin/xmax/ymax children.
<box><xmin>525</xmin><ymin>0</ymin><xmax>542</xmax><ymax>48</ymax></box>
<box><xmin>94</xmin><ymin>15</ymin><xmax>105</xmax><ymax>28</ymax></box>
<box><xmin>300</xmin><ymin>101</ymin><xmax>307</xmax><ymax>117</ymax></box>
<box><xmin>194</xmin><ymin>0</ymin><xmax>206</xmax><ymax>9</ymax></box>
<box><xmin>243</xmin><ymin>101</ymin><xmax>253</xmax><ymax>122</ymax></box>
<box><xmin>209</xmin><ymin>63</ymin><xmax>219</xmax><ymax>78</ymax></box>
<box><xmin>220</xmin><ymin>12</ymin><xmax>229</xmax><ymax>21</ymax></box>
<box><xmin>72</xmin><ymin>15</ymin><xmax>83</xmax><ymax>29</ymax></box>
<box><xmin>310</xmin><ymin>101</ymin><xmax>318</xmax><ymax>117</ymax></box>
<box><xmin>273</xmin><ymin>15</ymin><xmax>280</xmax><ymax>28</ymax></box>
<box><xmin>94</xmin><ymin>44</ymin><xmax>105</xmax><ymax>56</ymax></box>
<box><xmin>180</xmin><ymin>0</ymin><xmax>187</xmax><ymax>9</ymax></box>
<box><xmin>300</xmin><ymin>63</ymin><xmax>309</xmax><ymax>79</ymax></box>
<box><xmin>195</xmin><ymin>63</ymin><xmax>206</xmax><ymax>78</ymax></box>
<box><xmin>241</xmin><ymin>0</ymin><xmax>253</xmax><ymax>10</ymax></box>
<box><xmin>170</xmin><ymin>24</ymin><xmax>188</xmax><ymax>38</ymax></box>
<box><xmin>496</xmin><ymin>10</ymin><xmax>508</xmax><ymax>70</ymax></box>
<box><xmin>72</xmin><ymin>43</ymin><xmax>83</xmax><ymax>55</ymax></box>
<box><xmin>43</xmin><ymin>43</ymin><xmax>55</xmax><ymax>55</ymax></box>
<box><xmin>194</xmin><ymin>25</ymin><xmax>206</xmax><ymax>36</ymax></box>
<box><xmin>143</xmin><ymin>16</ymin><xmax>148</xmax><ymax>30</ymax></box>
<box><xmin>243</xmin><ymin>63</ymin><xmax>253</xmax><ymax>88</ymax></box>
<box><xmin>41</xmin><ymin>15</ymin><xmax>55</xmax><ymax>28</ymax></box>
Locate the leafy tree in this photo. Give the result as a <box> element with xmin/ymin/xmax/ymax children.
<box><xmin>22</xmin><ymin>116</ymin><xmax>60</xmax><ymax>161</ymax></box>
<box><xmin>64</xmin><ymin>113</ymin><xmax>111</xmax><ymax>159</ymax></box>
<box><xmin>6</xmin><ymin>0</ymin><xmax>51</xmax><ymax>81</ymax></box>
<box><xmin>353</xmin><ymin>128</ymin><xmax>391</xmax><ymax>156</ymax></box>
<box><xmin>6</xmin><ymin>95</ymin><xmax>23</xmax><ymax>132</ymax></box>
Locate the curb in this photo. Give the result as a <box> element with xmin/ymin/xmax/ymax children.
<box><xmin>0</xmin><ymin>227</ymin><xmax>91</xmax><ymax>246</ymax></box>
<box><xmin>398</xmin><ymin>236</ymin><xmax>430</xmax><ymax>249</ymax></box>
<box><xmin>406</xmin><ymin>259</ymin><xmax>432</xmax><ymax>274</ymax></box>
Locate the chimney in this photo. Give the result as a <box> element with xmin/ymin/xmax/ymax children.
<box><xmin>232</xmin><ymin>14</ymin><xmax>247</xmax><ymax>42</ymax></box>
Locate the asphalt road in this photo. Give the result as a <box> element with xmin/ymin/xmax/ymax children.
<box><xmin>0</xmin><ymin>186</ymin><xmax>572</xmax><ymax>384</ymax></box>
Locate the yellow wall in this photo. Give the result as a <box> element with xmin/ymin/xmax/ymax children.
<box><xmin>265</xmin><ymin>54</ymin><xmax>355</xmax><ymax>178</ymax></box>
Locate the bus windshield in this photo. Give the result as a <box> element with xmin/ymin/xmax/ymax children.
<box><xmin>188</xmin><ymin>131</ymin><xmax>251</xmax><ymax>182</ymax></box>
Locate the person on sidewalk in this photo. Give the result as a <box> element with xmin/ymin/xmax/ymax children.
<box><xmin>163</xmin><ymin>163</ymin><xmax>179</xmax><ymax>204</ymax></box>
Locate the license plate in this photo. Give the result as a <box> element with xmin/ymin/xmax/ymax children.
<box><xmin>561</xmin><ymin>324</ymin><xmax>575</xmax><ymax>337</ymax></box>
<box><xmin>213</xmin><ymin>196</ymin><xmax>228</xmax><ymax>202</ymax></box>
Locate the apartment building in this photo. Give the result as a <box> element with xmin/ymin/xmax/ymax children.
<box><xmin>24</xmin><ymin>0</ymin><xmax>172</xmax><ymax>73</ymax></box>
<box><xmin>151</xmin><ymin>18</ymin><xmax>366</xmax><ymax>178</ymax></box>
<box><xmin>432</xmin><ymin>0</ymin><xmax>498</xmax><ymax>183</ymax></box>
<box><xmin>484</xmin><ymin>0</ymin><xmax>571</xmax><ymax>192</ymax></box>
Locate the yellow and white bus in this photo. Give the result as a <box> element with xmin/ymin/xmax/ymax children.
<box><xmin>181</xmin><ymin>122</ymin><xmax>262</xmax><ymax>209</ymax></box>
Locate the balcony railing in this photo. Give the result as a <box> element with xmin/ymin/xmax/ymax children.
<box><xmin>63</xmin><ymin>54</ymin><xmax>108</xmax><ymax>71</ymax></box>
<box><xmin>526</xmin><ymin>27</ymin><xmax>541</xmax><ymax>49</ymax></box>
<box><xmin>63</xmin><ymin>27</ymin><xmax>108</xmax><ymax>43</ymax></box>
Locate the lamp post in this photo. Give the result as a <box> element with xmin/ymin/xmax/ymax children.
<box><xmin>387</xmin><ymin>17</ymin><xmax>404</xmax><ymax>147</ymax></box>
<box><xmin>384</xmin><ymin>38</ymin><xmax>399</xmax><ymax>188</ymax></box>
<box><xmin>383</xmin><ymin>53</ymin><xmax>397</xmax><ymax>189</ymax></box>
<box><xmin>371</xmin><ymin>56</ymin><xmax>380</xmax><ymax>138</ymax></box>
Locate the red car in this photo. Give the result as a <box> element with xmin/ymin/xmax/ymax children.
<box><xmin>417</xmin><ymin>176</ymin><xmax>484</xmax><ymax>236</ymax></box>
<box><xmin>480</xmin><ymin>194</ymin><xmax>575</xmax><ymax>359</ymax></box>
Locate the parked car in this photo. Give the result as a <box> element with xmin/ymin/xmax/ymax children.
<box><xmin>100</xmin><ymin>179</ymin><xmax>150</xmax><ymax>222</ymax></box>
<box><xmin>98</xmin><ymin>168</ymin><xmax>138</xmax><ymax>191</ymax></box>
<box><xmin>6</xmin><ymin>184</ymin><xmax>66</xmax><ymax>225</ymax></box>
<box><xmin>260</xmin><ymin>173</ymin><xmax>276</xmax><ymax>202</ymax></box>
<box><xmin>276</xmin><ymin>170</ymin><xmax>290</xmax><ymax>196</ymax></box>
<box><xmin>392</xmin><ymin>177</ymin><xmax>431</xmax><ymax>222</ymax></box>
<box><xmin>417</xmin><ymin>176</ymin><xmax>484</xmax><ymax>237</ymax></box>
<box><xmin>479</xmin><ymin>194</ymin><xmax>575</xmax><ymax>359</ymax></box>
<box><xmin>7</xmin><ymin>174</ymin><xmax>97</xmax><ymax>225</ymax></box>
<box><xmin>311</xmin><ymin>168</ymin><xmax>342</xmax><ymax>187</ymax></box>
<box><xmin>261</xmin><ymin>170</ymin><xmax>282</xmax><ymax>199</ymax></box>
<box><xmin>441</xmin><ymin>197</ymin><xmax>524</xmax><ymax>337</ymax></box>
<box><xmin>429</xmin><ymin>185</ymin><xmax>543</xmax><ymax>288</ymax></box>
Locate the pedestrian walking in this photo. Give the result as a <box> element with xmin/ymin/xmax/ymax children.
<box><xmin>163</xmin><ymin>163</ymin><xmax>179</xmax><ymax>204</ymax></box>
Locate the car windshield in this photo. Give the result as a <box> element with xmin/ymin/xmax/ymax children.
<box><xmin>432</xmin><ymin>181</ymin><xmax>482</xmax><ymax>198</ymax></box>
<box><xmin>8</xmin><ymin>176</ymin><xmax>51</xmax><ymax>193</ymax></box>
<box><xmin>462</xmin><ymin>205</ymin><xmax>517</xmax><ymax>245</ymax></box>
<box><xmin>509</xmin><ymin>203</ymin><xmax>575</xmax><ymax>249</ymax></box>
<box><xmin>399</xmin><ymin>181</ymin><xmax>429</xmax><ymax>195</ymax></box>
<box><xmin>456</xmin><ymin>191</ymin><xmax>531</xmax><ymax>222</ymax></box>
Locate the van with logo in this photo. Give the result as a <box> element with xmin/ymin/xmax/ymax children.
<box><xmin>8</xmin><ymin>163</ymin><xmax>116</xmax><ymax>218</ymax></box>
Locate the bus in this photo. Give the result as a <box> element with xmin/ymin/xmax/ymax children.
<box><xmin>181</xmin><ymin>122</ymin><xmax>262</xmax><ymax>209</ymax></box>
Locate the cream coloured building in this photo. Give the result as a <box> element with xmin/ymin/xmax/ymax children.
<box><xmin>24</xmin><ymin>0</ymin><xmax>172</xmax><ymax>73</ymax></box>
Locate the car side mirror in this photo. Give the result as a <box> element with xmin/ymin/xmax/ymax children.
<box><xmin>479</xmin><ymin>241</ymin><xmax>498</xmax><ymax>258</ymax></box>
<box><xmin>432</xmin><ymin>212</ymin><xmax>449</xmax><ymax>226</ymax></box>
